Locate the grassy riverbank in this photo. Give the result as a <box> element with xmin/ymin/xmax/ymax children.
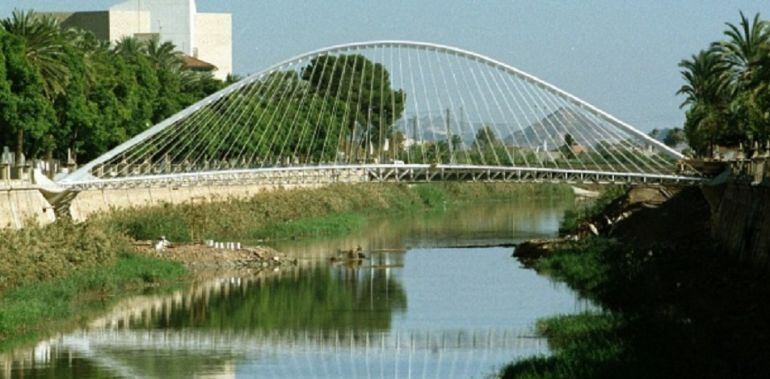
<box><xmin>502</xmin><ymin>187</ymin><xmax>770</xmax><ymax>378</ymax></box>
<box><xmin>103</xmin><ymin>182</ymin><xmax>572</xmax><ymax>243</ymax></box>
<box><xmin>0</xmin><ymin>253</ymin><xmax>185</xmax><ymax>350</ymax></box>
<box><xmin>0</xmin><ymin>182</ymin><xmax>569</xmax><ymax>350</ymax></box>
<box><xmin>0</xmin><ymin>220</ymin><xmax>186</xmax><ymax>349</ymax></box>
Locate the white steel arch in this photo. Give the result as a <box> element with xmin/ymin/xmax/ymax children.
<box><xmin>58</xmin><ymin>40</ymin><xmax>690</xmax><ymax>187</ymax></box>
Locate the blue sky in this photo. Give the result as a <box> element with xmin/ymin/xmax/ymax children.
<box><xmin>3</xmin><ymin>1</ymin><xmax>770</xmax><ymax>132</ymax></box>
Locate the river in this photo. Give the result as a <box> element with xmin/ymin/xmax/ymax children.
<box><xmin>1</xmin><ymin>196</ymin><xmax>593</xmax><ymax>378</ymax></box>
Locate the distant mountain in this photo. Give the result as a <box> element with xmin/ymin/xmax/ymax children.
<box><xmin>504</xmin><ymin>107</ymin><xmax>596</xmax><ymax>149</ymax></box>
<box><xmin>391</xmin><ymin>107</ymin><xmax>601</xmax><ymax>148</ymax></box>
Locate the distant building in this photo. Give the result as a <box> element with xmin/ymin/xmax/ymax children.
<box><xmin>44</xmin><ymin>0</ymin><xmax>232</xmax><ymax>80</ymax></box>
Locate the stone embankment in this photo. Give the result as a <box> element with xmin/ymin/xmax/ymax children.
<box><xmin>515</xmin><ymin>158</ymin><xmax>770</xmax><ymax>271</ymax></box>
<box><xmin>0</xmin><ymin>185</ymin><xmax>56</xmax><ymax>228</ymax></box>
<box><xmin>514</xmin><ymin>185</ymin><xmax>711</xmax><ymax>262</ymax></box>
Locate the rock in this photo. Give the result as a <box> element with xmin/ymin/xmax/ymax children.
<box><xmin>513</xmin><ymin>239</ymin><xmax>562</xmax><ymax>264</ymax></box>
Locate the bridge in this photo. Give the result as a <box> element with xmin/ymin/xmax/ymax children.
<box><xmin>55</xmin><ymin>41</ymin><xmax>700</xmax><ymax>191</ymax></box>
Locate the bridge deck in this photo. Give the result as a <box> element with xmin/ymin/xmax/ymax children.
<box><xmin>60</xmin><ymin>164</ymin><xmax>702</xmax><ymax>190</ymax></box>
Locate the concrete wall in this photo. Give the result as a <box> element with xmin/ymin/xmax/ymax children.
<box><xmin>195</xmin><ymin>13</ymin><xmax>232</xmax><ymax>80</ymax></box>
<box><xmin>107</xmin><ymin>10</ymin><xmax>151</xmax><ymax>42</ymax></box>
<box><xmin>69</xmin><ymin>183</ymin><xmax>327</xmax><ymax>222</ymax></box>
<box><xmin>68</xmin><ymin>169</ymin><xmax>369</xmax><ymax>221</ymax></box>
<box><xmin>0</xmin><ymin>188</ymin><xmax>56</xmax><ymax>229</ymax></box>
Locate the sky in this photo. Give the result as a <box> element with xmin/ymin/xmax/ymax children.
<box><xmin>3</xmin><ymin>1</ymin><xmax>770</xmax><ymax>133</ymax></box>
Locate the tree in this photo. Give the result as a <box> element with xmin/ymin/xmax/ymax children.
<box><xmin>561</xmin><ymin>133</ymin><xmax>577</xmax><ymax>159</ymax></box>
<box><xmin>0</xmin><ymin>10</ymin><xmax>67</xmax><ymax>161</ymax></box>
<box><xmin>144</xmin><ymin>36</ymin><xmax>185</xmax><ymax>122</ymax></box>
<box><xmin>451</xmin><ymin>134</ymin><xmax>463</xmax><ymax>150</ymax></box>
<box><xmin>0</xmin><ymin>11</ymin><xmax>69</xmax><ymax>98</ymax></box>
<box><xmin>0</xmin><ymin>10</ymin><xmax>227</xmax><ymax>163</ymax></box>
<box><xmin>713</xmin><ymin>12</ymin><xmax>769</xmax><ymax>90</ymax></box>
<box><xmin>474</xmin><ymin>126</ymin><xmax>499</xmax><ymax>147</ymax></box>
<box><xmin>301</xmin><ymin>54</ymin><xmax>406</xmax><ymax>158</ymax></box>
<box><xmin>714</xmin><ymin>12</ymin><xmax>770</xmax><ymax>144</ymax></box>
<box><xmin>663</xmin><ymin>128</ymin><xmax>686</xmax><ymax>147</ymax></box>
<box><xmin>677</xmin><ymin>48</ymin><xmax>731</xmax><ymax>155</ymax></box>
<box><xmin>0</xmin><ymin>29</ymin><xmax>56</xmax><ymax>161</ymax></box>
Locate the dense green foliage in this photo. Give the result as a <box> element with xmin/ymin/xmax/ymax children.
<box><xmin>177</xmin><ymin>70</ymin><xmax>351</xmax><ymax>164</ymax></box>
<box><xmin>145</xmin><ymin>53</ymin><xmax>408</xmax><ymax>166</ymax></box>
<box><xmin>303</xmin><ymin>54</ymin><xmax>407</xmax><ymax>159</ymax></box>
<box><xmin>103</xmin><ymin>182</ymin><xmax>572</xmax><ymax>243</ymax></box>
<box><xmin>0</xmin><ymin>10</ymin><xmax>225</xmax><ymax>162</ymax></box>
<box><xmin>0</xmin><ymin>254</ymin><xmax>185</xmax><ymax>349</ymax></box>
<box><xmin>678</xmin><ymin>12</ymin><xmax>770</xmax><ymax>155</ymax></box>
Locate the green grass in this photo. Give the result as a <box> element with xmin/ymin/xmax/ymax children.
<box><xmin>252</xmin><ymin>212</ymin><xmax>366</xmax><ymax>240</ymax></box>
<box><xmin>103</xmin><ymin>182</ymin><xmax>573</xmax><ymax>243</ymax></box>
<box><xmin>0</xmin><ymin>253</ymin><xmax>186</xmax><ymax>350</ymax></box>
<box><xmin>502</xmin><ymin>313</ymin><xmax>628</xmax><ymax>379</ymax></box>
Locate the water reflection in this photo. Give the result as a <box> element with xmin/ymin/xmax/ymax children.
<box><xmin>2</xmin><ymin>196</ymin><xmax>590</xmax><ymax>378</ymax></box>
<box><xmin>273</xmin><ymin>197</ymin><xmax>570</xmax><ymax>260</ymax></box>
<box><xmin>134</xmin><ymin>267</ymin><xmax>407</xmax><ymax>333</ymax></box>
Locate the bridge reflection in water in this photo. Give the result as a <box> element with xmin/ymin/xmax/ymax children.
<box><xmin>2</xmin><ymin>200</ymin><xmax>592</xmax><ymax>378</ymax></box>
<box><xmin>3</xmin><ymin>273</ymin><xmax>552</xmax><ymax>378</ymax></box>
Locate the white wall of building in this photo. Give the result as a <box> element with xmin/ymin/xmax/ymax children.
<box><xmin>110</xmin><ymin>0</ymin><xmax>196</xmax><ymax>54</ymax></box>
<box><xmin>107</xmin><ymin>0</ymin><xmax>232</xmax><ymax>79</ymax></box>
<box><xmin>195</xmin><ymin>13</ymin><xmax>232</xmax><ymax>80</ymax></box>
<box><xmin>108</xmin><ymin>9</ymin><xmax>150</xmax><ymax>42</ymax></box>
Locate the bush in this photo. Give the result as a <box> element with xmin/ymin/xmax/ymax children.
<box><xmin>0</xmin><ymin>220</ymin><xmax>130</xmax><ymax>292</ymax></box>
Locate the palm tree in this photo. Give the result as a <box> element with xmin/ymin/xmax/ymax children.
<box><xmin>678</xmin><ymin>49</ymin><xmax>731</xmax><ymax>156</ymax></box>
<box><xmin>113</xmin><ymin>35</ymin><xmax>144</xmax><ymax>57</ymax></box>
<box><xmin>713</xmin><ymin>12</ymin><xmax>770</xmax><ymax>89</ymax></box>
<box><xmin>0</xmin><ymin>10</ymin><xmax>69</xmax><ymax>98</ymax></box>
<box><xmin>1</xmin><ymin>10</ymin><xmax>70</xmax><ymax>161</ymax></box>
<box><xmin>677</xmin><ymin>48</ymin><xmax>730</xmax><ymax>109</ymax></box>
<box><xmin>144</xmin><ymin>36</ymin><xmax>183</xmax><ymax>72</ymax></box>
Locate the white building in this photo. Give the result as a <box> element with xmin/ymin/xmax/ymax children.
<box><xmin>48</xmin><ymin>0</ymin><xmax>232</xmax><ymax>80</ymax></box>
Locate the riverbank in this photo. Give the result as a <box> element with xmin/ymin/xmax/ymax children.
<box><xmin>100</xmin><ymin>182</ymin><xmax>572</xmax><ymax>243</ymax></box>
<box><xmin>0</xmin><ymin>253</ymin><xmax>185</xmax><ymax>350</ymax></box>
<box><xmin>503</xmin><ymin>186</ymin><xmax>770</xmax><ymax>378</ymax></box>
<box><xmin>1</xmin><ymin>182</ymin><xmax>570</xmax><ymax>351</ymax></box>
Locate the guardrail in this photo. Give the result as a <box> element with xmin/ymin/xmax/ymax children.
<box><xmin>729</xmin><ymin>158</ymin><xmax>770</xmax><ymax>186</ymax></box>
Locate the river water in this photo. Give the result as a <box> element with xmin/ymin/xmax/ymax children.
<box><xmin>2</xmin><ymin>197</ymin><xmax>592</xmax><ymax>378</ymax></box>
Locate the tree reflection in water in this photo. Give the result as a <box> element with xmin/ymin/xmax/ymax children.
<box><xmin>137</xmin><ymin>266</ymin><xmax>407</xmax><ymax>335</ymax></box>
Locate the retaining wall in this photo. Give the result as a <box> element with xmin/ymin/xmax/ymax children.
<box><xmin>68</xmin><ymin>182</ymin><xmax>329</xmax><ymax>221</ymax></box>
<box><xmin>709</xmin><ymin>183</ymin><xmax>770</xmax><ymax>268</ymax></box>
<box><xmin>0</xmin><ymin>187</ymin><xmax>56</xmax><ymax>229</ymax></box>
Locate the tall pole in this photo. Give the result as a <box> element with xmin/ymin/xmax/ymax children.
<box><xmin>445</xmin><ymin>108</ymin><xmax>453</xmax><ymax>163</ymax></box>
